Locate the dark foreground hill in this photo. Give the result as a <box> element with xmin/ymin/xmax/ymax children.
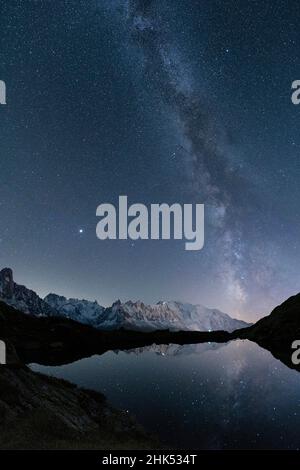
<box><xmin>233</xmin><ymin>293</ymin><xmax>300</xmax><ymax>371</ymax></box>
<box><xmin>0</xmin><ymin>365</ymin><xmax>157</xmax><ymax>450</ymax></box>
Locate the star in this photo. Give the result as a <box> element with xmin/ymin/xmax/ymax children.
<box><xmin>79</xmin><ymin>229</ymin><xmax>84</xmax><ymax>234</ymax></box>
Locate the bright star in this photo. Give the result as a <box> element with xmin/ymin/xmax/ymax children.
<box><xmin>79</xmin><ymin>229</ymin><xmax>84</xmax><ymax>234</ymax></box>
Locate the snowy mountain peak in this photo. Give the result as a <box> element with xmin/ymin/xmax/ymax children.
<box><xmin>99</xmin><ymin>299</ymin><xmax>249</xmax><ymax>332</ymax></box>
<box><xmin>156</xmin><ymin>300</ymin><xmax>249</xmax><ymax>332</ymax></box>
<box><xmin>44</xmin><ymin>293</ymin><xmax>105</xmax><ymax>327</ymax></box>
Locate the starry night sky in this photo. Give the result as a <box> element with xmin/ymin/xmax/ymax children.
<box><xmin>1</xmin><ymin>0</ymin><xmax>300</xmax><ymax>321</ymax></box>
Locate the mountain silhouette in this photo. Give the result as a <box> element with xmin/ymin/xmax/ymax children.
<box><xmin>234</xmin><ymin>293</ymin><xmax>300</xmax><ymax>371</ymax></box>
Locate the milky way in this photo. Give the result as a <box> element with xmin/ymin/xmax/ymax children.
<box><xmin>121</xmin><ymin>0</ymin><xmax>286</xmax><ymax>309</ymax></box>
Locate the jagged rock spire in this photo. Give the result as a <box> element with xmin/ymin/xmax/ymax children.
<box><xmin>0</xmin><ymin>268</ymin><xmax>14</xmax><ymax>298</ymax></box>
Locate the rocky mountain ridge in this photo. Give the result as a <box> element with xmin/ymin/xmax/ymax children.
<box><xmin>0</xmin><ymin>268</ymin><xmax>249</xmax><ymax>333</ymax></box>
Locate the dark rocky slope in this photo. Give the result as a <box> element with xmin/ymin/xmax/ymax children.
<box><xmin>0</xmin><ymin>366</ymin><xmax>156</xmax><ymax>450</ymax></box>
<box><xmin>233</xmin><ymin>293</ymin><xmax>300</xmax><ymax>371</ymax></box>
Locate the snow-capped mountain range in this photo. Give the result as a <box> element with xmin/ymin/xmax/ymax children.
<box><xmin>44</xmin><ymin>293</ymin><xmax>105</xmax><ymax>327</ymax></box>
<box><xmin>0</xmin><ymin>268</ymin><xmax>250</xmax><ymax>332</ymax></box>
<box><xmin>97</xmin><ymin>299</ymin><xmax>249</xmax><ymax>332</ymax></box>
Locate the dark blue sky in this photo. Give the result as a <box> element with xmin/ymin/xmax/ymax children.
<box><xmin>1</xmin><ymin>0</ymin><xmax>300</xmax><ymax>321</ymax></box>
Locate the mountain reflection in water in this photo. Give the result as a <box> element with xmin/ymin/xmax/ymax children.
<box><xmin>31</xmin><ymin>340</ymin><xmax>300</xmax><ymax>450</ymax></box>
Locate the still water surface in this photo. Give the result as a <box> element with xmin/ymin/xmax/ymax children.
<box><xmin>30</xmin><ymin>340</ymin><xmax>300</xmax><ymax>449</ymax></box>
